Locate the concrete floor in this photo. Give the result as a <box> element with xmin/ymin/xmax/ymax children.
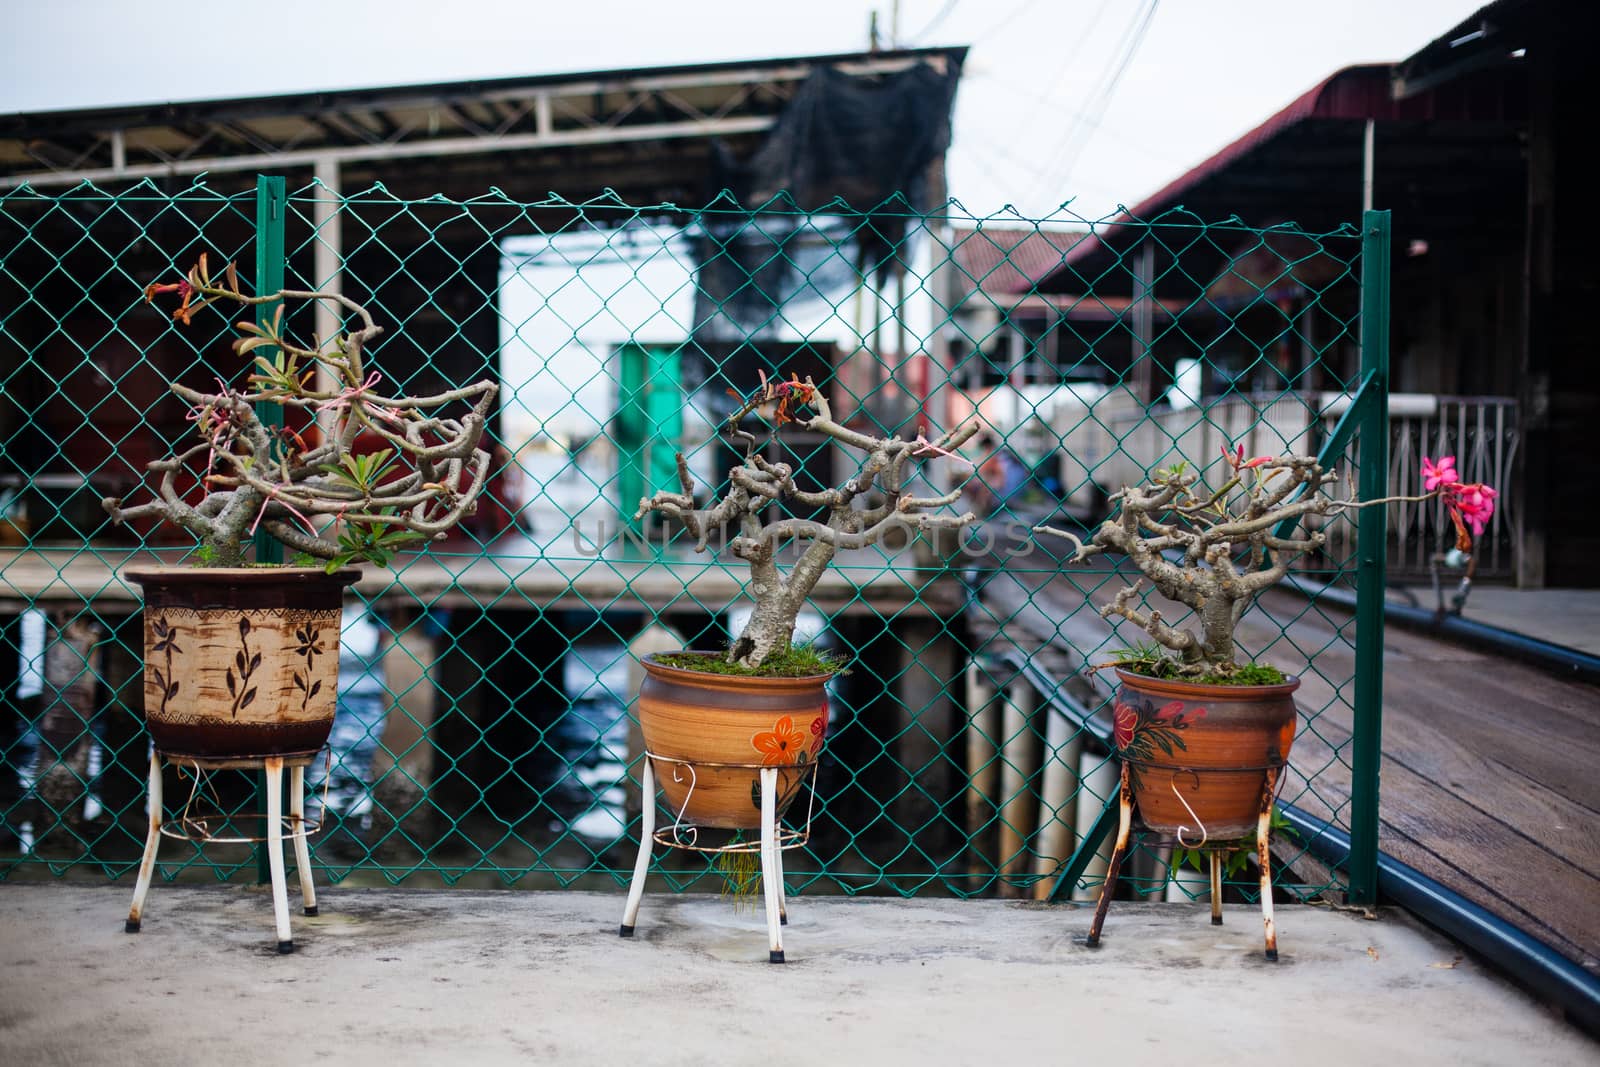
<box><xmin>1</xmin><ymin>886</ymin><xmax>1593</xmax><ymax>1066</ymax></box>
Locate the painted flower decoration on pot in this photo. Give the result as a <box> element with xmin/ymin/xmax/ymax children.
<box><xmin>810</xmin><ymin>714</ymin><xmax>826</xmax><ymax>742</ymax></box>
<box><xmin>1112</xmin><ymin>697</ymin><xmax>1206</xmax><ymax>765</ymax></box>
<box><xmin>1113</xmin><ymin>702</ymin><xmax>1138</xmax><ymax>749</ymax></box>
<box><xmin>752</xmin><ymin>716</ymin><xmax>807</xmax><ymax>766</ymax></box>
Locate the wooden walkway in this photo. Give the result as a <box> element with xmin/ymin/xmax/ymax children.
<box><xmin>976</xmin><ymin>562</ymin><xmax>1600</xmax><ymax>974</ymax></box>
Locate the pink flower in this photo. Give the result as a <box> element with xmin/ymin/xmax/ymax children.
<box><xmin>1422</xmin><ymin>455</ymin><xmax>1459</xmax><ymax>492</ymax></box>
<box><xmin>1222</xmin><ymin>443</ymin><xmax>1273</xmax><ymax>471</ymax></box>
<box><xmin>1452</xmin><ymin>483</ymin><xmax>1497</xmax><ymax>534</ymax></box>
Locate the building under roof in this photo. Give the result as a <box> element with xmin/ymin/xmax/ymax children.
<box><xmin>1021</xmin><ymin>0</ymin><xmax>1592</xmax><ymax>586</ymax></box>
<box><xmin>0</xmin><ymin>48</ymin><xmax>967</xmax><ymax>541</ymax></box>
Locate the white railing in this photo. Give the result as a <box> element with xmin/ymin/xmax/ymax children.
<box><xmin>1046</xmin><ymin>390</ymin><xmax>1518</xmax><ymax>578</ymax></box>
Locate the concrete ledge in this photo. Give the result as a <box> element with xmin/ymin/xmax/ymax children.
<box><xmin>1</xmin><ymin>886</ymin><xmax>1592</xmax><ymax>1063</ymax></box>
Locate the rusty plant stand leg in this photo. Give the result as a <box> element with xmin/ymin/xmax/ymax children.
<box><xmin>759</xmin><ymin>767</ymin><xmax>784</xmax><ymax>963</ymax></box>
<box><xmin>1210</xmin><ymin>851</ymin><xmax>1224</xmax><ymax>925</ymax></box>
<box><xmin>619</xmin><ymin>757</ymin><xmax>655</xmax><ymax>938</ymax></box>
<box><xmin>1258</xmin><ymin>766</ymin><xmax>1280</xmax><ymax>961</ymax></box>
<box><xmin>289</xmin><ymin>764</ymin><xmax>317</xmax><ymax>917</ymax></box>
<box><xmin>126</xmin><ymin>751</ymin><xmax>163</xmax><ymax>934</ymax></box>
<box><xmin>1086</xmin><ymin>763</ymin><xmax>1134</xmax><ymax>948</ymax></box>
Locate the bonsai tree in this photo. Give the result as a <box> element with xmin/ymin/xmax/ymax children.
<box><xmin>102</xmin><ymin>255</ymin><xmax>499</xmax><ymax>567</ymax></box>
<box><xmin>636</xmin><ymin>374</ymin><xmax>980</xmax><ymax>669</ymax></box>
<box><xmin>1035</xmin><ymin>446</ymin><xmax>1497</xmax><ymax>679</ymax></box>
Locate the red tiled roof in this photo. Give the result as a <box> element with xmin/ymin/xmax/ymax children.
<box><xmin>951</xmin><ymin>226</ymin><xmax>1088</xmax><ymax>298</ymax></box>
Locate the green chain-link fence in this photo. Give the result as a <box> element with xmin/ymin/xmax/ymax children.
<box><xmin>0</xmin><ymin>177</ymin><xmax>1391</xmax><ymax>906</ymax></box>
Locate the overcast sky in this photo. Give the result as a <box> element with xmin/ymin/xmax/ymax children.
<box><xmin>2</xmin><ymin>0</ymin><xmax>1485</xmax><ymax>218</ymax></box>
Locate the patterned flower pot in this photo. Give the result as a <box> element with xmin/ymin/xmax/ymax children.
<box><xmin>637</xmin><ymin>652</ymin><xmax>830</xmax><ymax>830</ymax></box>
<box><xmin>126</xmin><ymin>567</ymin><xmax>361</xmax><ymax>758</ymax></box>
<box><xmin>1111</xmin><ymin>668</ymin><xmax>1299</xmax><ymax>841</ymax></box>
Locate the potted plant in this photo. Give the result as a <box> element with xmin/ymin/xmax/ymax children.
<box><xmin>103</xmin><ymin>255</ymin><xmax>498</xmax><ymax>759</ymax></box>
<box><xmin>1036</xmin><ymin>447</ymin><xmax>1495</xmax><ymax>954</ymax></box>
<box><xmin>619</xmin><ymin>374</ymin><xmax>978</xmax><ymax>960</ymax></box>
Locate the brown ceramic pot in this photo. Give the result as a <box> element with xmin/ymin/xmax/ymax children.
<box><xmin>1111</xmin><ymin>667</ymin><xmax>1299</xmax><ymax>841</ymax></box>
<box><xmin>126</xmin><ymin>566</ymin><xmax>360</xmax><ymax>758</ymax></box>
<box><xmin>637</xmin><ymin>652</ymin><xmax>831</xmax><ymax>830</ymax></box>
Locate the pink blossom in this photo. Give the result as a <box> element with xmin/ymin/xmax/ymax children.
<box><xmin>1222</xmin><ymin>443</ymin><xmax>1272</xmax><ymax>471</ymax></box>
<box><xmin>1451</xmin><ymin>483</ymin><xmax>1497</xmax><ymax>534</ymax></box>
<box><xmin>1421</xmin><ymin>455</ymin><xmax>1458</xmax><ymax>492</ymax></box>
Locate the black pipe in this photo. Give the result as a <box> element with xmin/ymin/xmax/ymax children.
<box><xmin>1279</xmin><ymin>803</ymin><xmax>1600</xmax><ymax>1039</ymax></box>
<box><xmin>1284</xmin><ymin>575</ymin><xmax>1600</xmax><ymax>685</ymax></box>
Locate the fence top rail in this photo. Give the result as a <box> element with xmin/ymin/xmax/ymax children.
<box><xmin>0</xmin><ymin>177</ymin><xmax>1367</xmax><ymax>240</ymax></box>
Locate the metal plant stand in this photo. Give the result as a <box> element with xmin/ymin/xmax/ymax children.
<box><xmin>1086</xmin><ymin>761</ymin><xmax>1284</xmax><ymax>960</ymax></box>
<box><xmin>126</xmin><ymin>749</ymin><xmax>322</xmax><ymax>954</ymax></box>
<box><xmin>620</xmin><ymin>752</ymin><xmax>818</xmax><ymax>963</ymax></box>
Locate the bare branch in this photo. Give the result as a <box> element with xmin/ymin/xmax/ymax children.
<box><xmin>105</xmin><ymin>258</ymin><xmax>498</xmax><ymax>566</ymax></box>
<box><xmin>1038</xmin><ymin>452</ymin><xmax>1458</xmax><ymax>670</ymax></box>
<box><xmin>639</xmin><ymin>378</ymin><xmax>981</xmax><ymax>668</ymax></box>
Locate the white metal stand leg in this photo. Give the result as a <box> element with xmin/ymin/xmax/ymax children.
<box><xmin>289</xmin><ymin>764</ymin><xmax>317</xmax><ymax>917</ymax></box>
<box><xmin>620</xmin><ymin>758</ymin><xmax>655</xmax><ymax>937</ymax></box>
<box><xmin>265</xmin><ymin>757</ymin><xmax>293</xmax><ymax>954</ymax></box>
<box><xmin>759</xmin><ymin>767</ymin><xmax>784</xmax><ymax>963</ymax></box>
<box><xmin>126</xmin><ymin>752</ymin><xmax>162</xmax><ymax>934</ymax></box>
<box><xmin>775</xmin><ymin>821</ymin><xmax>788</xmax><ymax>926</ymax></box>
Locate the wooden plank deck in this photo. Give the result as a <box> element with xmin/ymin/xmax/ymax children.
<box><xmin>975</xmin><ymin>562</ymin><xmax>1600</xmax><ymax>974</ymax></box>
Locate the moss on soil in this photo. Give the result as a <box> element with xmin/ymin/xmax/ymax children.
<box><xmin>655</xmin><ymin>646</ymin><xmax>847</xmax><ymax>678</ymax></box>
<box><xmin>1116</xmin><ymin>659</ymin><xmax>1289</xmax><ymax>687</ymax></box>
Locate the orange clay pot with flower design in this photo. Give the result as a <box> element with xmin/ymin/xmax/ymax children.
<box><xmin>637</xmin><ymin>652</ymin><xmax>831</xmax><ymax>829</ymax></box>
<box><xmin>1110</xmin><ymin>668</ymin><xmax>1299</xmax><ymax>840</ymax></box>
<box><xmin>1038</xmin><ymin>448</ymin><xmax>1497</xmax><ymax>842</ymax></box>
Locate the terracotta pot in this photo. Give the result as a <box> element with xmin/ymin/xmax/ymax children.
<box><xmin>126</xmin><ymin>566</ymin><xmax>360</xmax><ymax>758</ymax></box>
<box><xmin>637</xmin><ymin>652</ymin><xmax>831</xmax><ymax>830</ymax></box>
<box><xmin>1111</xmin><ymin>667</ymin><xmax>1299</xmax><ymax>841</ymax></box>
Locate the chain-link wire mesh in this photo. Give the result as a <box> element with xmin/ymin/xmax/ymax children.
<box><xmin>0</xmin><ymin>178</ymin><xmax>1394</xmax><ymax>906</ymax></box>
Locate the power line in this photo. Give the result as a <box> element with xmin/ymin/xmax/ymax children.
<box><xmin>970</xmin><ymin>69</ymin><xmax>1186</xmax><ymax>165</ymax></box>
<box><xmin>1011</xmin><ymin>0</ymin><xmax>1114</xmax><ymax>141</ymax></box>
<box><xmin>971</xmin><ymin>0</ymin><xmax>1048</xmax><ymax>45</ymax></box>
<box><xmin>912</xmin><ymin>0</ymin><xmax>960</xmax><ymax>43</ymax></box>
<box><xmin>1028</xmin><ymin>0</ymin><xmax>1160</xmax><ymax>203</ymax></box>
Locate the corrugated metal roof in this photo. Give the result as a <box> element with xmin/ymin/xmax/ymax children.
<box><xmin>1044</xmin><ymin>58</ymin><xmax>1527</xmax><ymax>288</ymax></box>
<box><xmin>1051</xmin><ymin>65</ymin><xmax>1391</xmax><ymax>277</ymax></box>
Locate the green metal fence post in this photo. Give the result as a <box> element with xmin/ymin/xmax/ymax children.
<box><xmin>253</xmin><ymin>174</ymin><xmax>287</xmax><ymax>884</ymax></box>
<box><xmin>1349</xmin><ymin>208</ymin><xmax>1392</xmax><ymax>906</ymax></box>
